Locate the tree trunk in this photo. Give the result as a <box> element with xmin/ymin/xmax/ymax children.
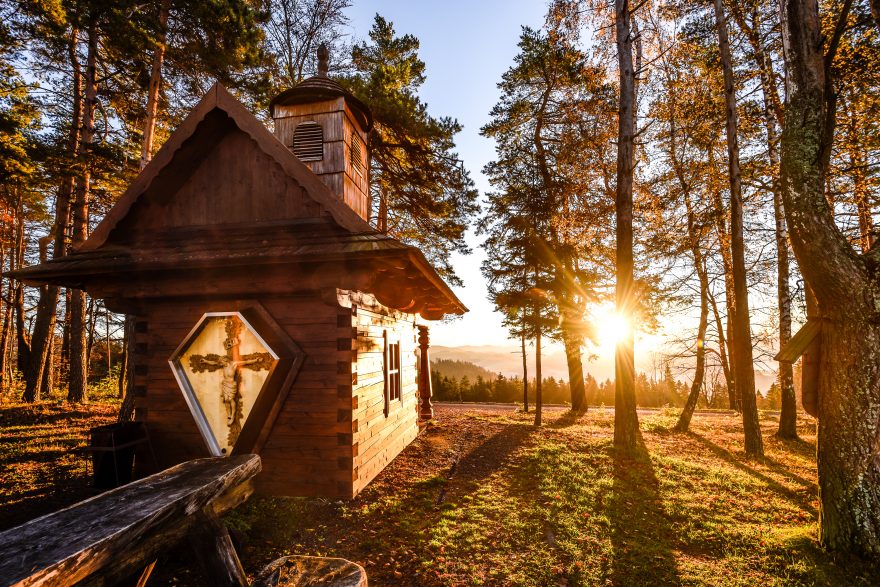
<box><xmin>713</xmin><ymin>0</ymin><xmax>762</xmax><ymax>456</ymax></box>
<box><xmin>779</xmin><ymin>0</ymin><xmax>880</xmax><ymax>555</ymax></box>
<box><xmin>730</xmin><ymin>1</ymin><xmax>798</xmax><ymax>440</ymax></box>
<box><xmin>11</xmin><ymin>191</ymin><xmax>30</xmax><ymax>390</ymax></box>
<box><xmin>521</xmin><ymin>326</ymin><xmax>528</xmax><ymax>413</ymax></box>
<box><xmin>663</xmin><ymin>81</ymin><xmax>709</xmax><ymax>432</ymax></box>
<box><xmin>61</xmin><ymin>288</ymin><xmax>71</xmax><ymax>384</ymax></box>
<box><xmin>24</xmin><ymin>25</ymin><xmax>80</xmax><ymax>404</ymax></box>
<box><xmin>708</xmin><ymin>148</ymin><xmax>740</xmax><ymax>412</ymax></box>
<box><xmin>707</xmin><ymin>287</ymin><xmax>734</xmax><ymax>407</ymax></box>
<box><xmin>0</xmin><ymin>249</ymin><xmax>12</xmax><ymax>396</ymax></box>
<box><xmin>846</xmin><ymin>110</ymin><xmax>874</xmax><ymax>252</ymax></box>
<box><xmin>140</xmin><ymin>0</ymin><xmax>171</xmax><ymax>170</ymax></box>
<box><xmin>613</xmin><ymin>0</ymin><xmax>639</xmax><ymax>450</ymax></box>
<box><xmin>534</xmin><ymin>317</ymin><xmax>542</xmax><ymax>427</ymax></box>
<box><xmin>118</xmin><ymin>316</ymin><xmax>137</xmax><ymax>421</ymax></box>
<box><xmin>770</xmin><ymin>127</ymin><xmax>798</xmax><ymax>440</ymax></box>
<box><xmin>68</xmin><ymin>18</ymin><xmax>99</xmax><ymax>403</ymax></box>
<box><xmin>562</xmin><ymin>321</ymin><xmax>586</xmax><ymax>412</ymax></box>
<box><xmin>675</xmin><ymin>201</ymin><xmax>710</xmax><ymax>432</ymax></box>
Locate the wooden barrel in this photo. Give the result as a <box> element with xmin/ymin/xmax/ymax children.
<box><xmin>253</xmin><ymin>555</ymin><xmax>367</xmax><ymax>587</ymax></box>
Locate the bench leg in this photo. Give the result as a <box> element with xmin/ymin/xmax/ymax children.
<box><xmin>135</xmin><ymin>560</ymin><xmax>157</xmax><ymax>587</ymax></box>
<box><xmin>190</xmin><ymin>509</ymin><xmax>248</xmax><ymax>587</ymax></box>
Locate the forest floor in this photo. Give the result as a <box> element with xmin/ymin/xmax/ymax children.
<box><xmin>1</xmin><ymin>402</ymin><xmax>878</xmax><ymax>586</ymax></box>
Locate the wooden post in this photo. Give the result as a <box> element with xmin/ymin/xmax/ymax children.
<box><xmin>802</xmin><ymin>286</ymin><xmax>821</xmax><ymax>417</ymax></box>
<box><xmin>417</xmin><ymin>325</ymin><xmax>433</xmax><ymax>420</ymax></box>
<box><xmin>189</xmin><ymin>508</ymin><xmax>248</xmax><ymax>587</ymax></box>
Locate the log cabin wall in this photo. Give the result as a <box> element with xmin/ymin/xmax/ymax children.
<box><xmin>273</xmin><ymin>98</ymin><xmax>370</xmax><ymax>222</ymax></box>
<box><xmin>340</xmin><ymin>294</ymin><xmax>420</xmax><ymax>497</ymax></box>
<box><xmin>131</xmin><ymin>292</ymin><xmax>357</xmax><ymax>498</ymax></box>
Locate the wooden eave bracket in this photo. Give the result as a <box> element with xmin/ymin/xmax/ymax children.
<box><xmin>774</xmin><ymin>318</ymin><xmax>822</xmax><ymax>363</ymax></box>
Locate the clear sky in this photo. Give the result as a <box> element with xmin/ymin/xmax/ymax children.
<box><xmin>345</xmin><ymin>0</ymin><xmax>549</xmax><ymax>347</ymax></box>
<box><xmin>341</xmin><ymin>2</ymin><xmax>779</xmax><ymax>390</ymax></box>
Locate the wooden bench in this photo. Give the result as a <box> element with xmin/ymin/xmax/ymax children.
<box><xmin>0</xmin><ymin>454</ymin><xmax>261</xmax><ymax>587</ymax></box>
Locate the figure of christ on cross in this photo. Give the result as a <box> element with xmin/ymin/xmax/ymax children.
<box><xmin>188</xmin><ymin>317</ymin><xmax>274</xmax><ymax>448</ymax></box>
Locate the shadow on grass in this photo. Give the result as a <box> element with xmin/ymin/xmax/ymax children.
<box><xmin>548</xmin><ymin>409</ymin><xmax>586</xmax><ymax>429</ymax></box>
<box><xmin>689</xmin><ymin>433</ymin><xmax>816</xmax><ymax>514</ymax></box>
<box><xmin>445</xmin><ymin>423</ymin><xmax>534</xmax><ymax>485</ymax></box>
<box><xmin>609</xmin><ymin>436</ymin><xmax>681</xmax><ymax>586</ymax></box>
<box><xmin>223</xmin><ymin>422</ymin><xmax>537</xmax><ymax>587</ymax></box>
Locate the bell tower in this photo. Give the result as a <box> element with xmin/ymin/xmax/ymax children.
<box><xmin>269</xmin><ymin>45</ymin><xmax>373</xmax><ymax>222</ymax></box>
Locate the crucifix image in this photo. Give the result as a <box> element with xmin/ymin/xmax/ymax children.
<box><xmin>188</xmin><ymin>317</ymin><xmax>274</xmax><ymax>448</ymax></box>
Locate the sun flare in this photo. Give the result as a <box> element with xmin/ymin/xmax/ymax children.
<box><xmin>595</xmin><ymin>308</ymin><xmax>631</xmax><ymax>348</ymax></box>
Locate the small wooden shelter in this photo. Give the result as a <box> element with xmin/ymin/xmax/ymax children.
<box><xmin>13</xmin><ymin>63</ymin><xmax>466</xmax><ymax>497</ymax></box>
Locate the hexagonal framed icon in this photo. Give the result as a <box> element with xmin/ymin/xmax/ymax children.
<box><xmin>169</xmin><ymin>304</ymin><xmax>304</xmax><ymax>456</ymax></box>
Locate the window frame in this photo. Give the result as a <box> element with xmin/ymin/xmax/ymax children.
<box><xmin>383</xmin><ymin>330</ymin><xmax>401</xmax><ymax>417</ymax></box>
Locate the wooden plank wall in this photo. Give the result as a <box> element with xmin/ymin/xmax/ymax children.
<box><xmin>133</xmin><ymin>293</ymin><xmax>355</xmax><ymax>498</ymax></box>
<box><xmin>132</xmin><ymin>128</ymin><xmax>323</xmax><ymax>232</ymax></box>
<box><xmin>347</xmin><ymin>302</ymin><xmax>420</xmax><ymax>496</ymax></box>
<box><xmin>274</xmin><ymin>99</ymin><xmax>370</xmax><ymax>222</ymax></box>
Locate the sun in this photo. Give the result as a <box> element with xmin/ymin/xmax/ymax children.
<box><xmin>594</xmin><ymin>307</ymin><xmax>632</xmax><ymax>348</ymax></box>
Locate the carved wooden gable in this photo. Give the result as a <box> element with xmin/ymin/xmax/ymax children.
<box><xmin>84</xmin><ymin>84</ymin><xmax>371</xmax><ymax>252</ymax></box>
<box><xmin>111</xmin><ymin>114</ymin><xmax>323</xmax><ymax>242</ymax></box>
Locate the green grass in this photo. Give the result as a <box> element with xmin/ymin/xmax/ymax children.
<box><xmin>227</xmin><ymin>409</ymin><xmax>878</xmax><ymax>586</ymax></box>
<box><xmin>2</xmin><ymin>401</ymin><xmax>877</xmax><ymax>585</ymax></box>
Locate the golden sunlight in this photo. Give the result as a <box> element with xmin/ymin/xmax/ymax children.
<box><xmin>594</xmin><ymin>307</ymin><xmax>631</xmax><ymax>348</ymax></box>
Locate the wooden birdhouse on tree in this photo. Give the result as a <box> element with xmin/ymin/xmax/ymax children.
<box><xmin>12</xmin><ymin>51</ymin><xmax>466</xmax><ymax>498</ymax></box>
<box><xmin>774</xmin><ymin>289</ymin><xmax>821</xmax><ymax>417</ymax></box>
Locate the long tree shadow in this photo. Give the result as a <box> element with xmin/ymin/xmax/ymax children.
<box><xmin>609</xmin><ymin>435</ymin><xmax>681</xmax><ymax>586</ymax></box>
<box><xmin>223</xmin><ymin>420</ymin><xmax>537</xmax><ymax>587</ymax></box>
<box><xmin>436</xmin><ymin>422</ymin><xmax>535</xmax><ymax>502</ymax></box>
<box><xmin>548</xmin><ymin>409</ymin><xmax>586</xmax><ymax>429</ymax></box>
<box><xmin>688</xmin><ymin>433</ymin><xmax>816</xmax><ymax>514</ymax></box>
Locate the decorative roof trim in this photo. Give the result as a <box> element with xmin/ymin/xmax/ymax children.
<box><xmin>81</xmin><ymin>83</ymin><xmax>372</xmax><ymax>252</ymax></box>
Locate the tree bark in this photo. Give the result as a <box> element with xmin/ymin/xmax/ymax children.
<box><xmin>0</xmin><ymin>247</ymin><xmax>12</xmax><ymax>396</ymax></box>
<box><xmin>520</xmin><ymin>325</ymin><xmax>528</xmax><ymax>413</ymax></box>
<box><xmin>730</xmin><ymin>1</ymin><xmax>798</xmax><ymax>439</ymax></box>
<box><xmin>68</xmin><ymin>18</ymin><xmax>98</xmax><ymax>403</ymax></box>
<box><xmin>770</xmin><ymin>127</ymin><xmax>798</xmax><ymax>440</ymax></box>
<box><xmin>140</xmin><ymin>0</ymin><xmax>171</xmax><ymax>169</ymax></box>
<box><xmin>675</xmin><ymin>185</ymin><xmax>710</xmax><ymax>432</ymax></box>
<box><xmin>563</xmin><ymin>329</ymin><xmax>586</xmax><ymax>412</ymax></box>
<box><xmin>707</xmin><ymin>286</ymin><xmax>733</xmax><ymax>407</ymax></box>
<box><xmin>24</xmin><ymin>25</ymin><xmax>80</xmax><ymax>404</ymax></box>
<box><xmin>534</xmin><ymin>316</ymin><xmax>542</xmax><ymax>427</ymax></box>
<box><xmin>13</xmin><ymin>191</ymin><xmax>29</xmax><ymax>384</ymax></box>
<box><xmin>713</xmin><ymin>0</ymin><xmax>763</xmax><ymax>456</ymax></box>
<box><xmin>663</xmin><ymin>74</ymin><xmax>709</xmax><ymax>432</ymax></box>
<box><xmin>779</xmin><ymin>0</ymin><xmax>880</xmax><ymax>555</ymax></box>
<box><xmin>708</xmin><ymin>147</ymin><xmax>739</xmax><ymax>411</ymax></box>
<box><xmin>613</xmin><ymin>0</ymin><xmax>640</xmax><ymax>450</ymax></box>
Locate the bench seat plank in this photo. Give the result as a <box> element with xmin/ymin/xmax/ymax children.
<box><xmin>0</xmin><ymin>454</ymin><xmax>260</xmax><ymax>587</ymax></box>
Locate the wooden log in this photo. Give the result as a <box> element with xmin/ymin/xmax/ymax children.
<box><xmin>0</xmin><ymin>455</ymin><xmax>260</xmax><ymax>587</ymax></box>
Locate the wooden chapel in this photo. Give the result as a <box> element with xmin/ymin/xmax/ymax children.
<box><xmin>12</xmin><ymin>54</ymin><xmax>466</xmax><ymax>498</ymax></box>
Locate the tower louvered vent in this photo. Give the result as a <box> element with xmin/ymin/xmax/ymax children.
<box><xmin>351</xmin><ymin>133</ymin><xmax>363</xmax><ymax>175</ymax></box>
<box><xmin>292</xmin><ymin>122</ymin><xmax>323</xmax><ymax>161</ymax></box>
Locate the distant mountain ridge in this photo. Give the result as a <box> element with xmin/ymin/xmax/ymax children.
<box><xmin>430</xmin><ymin>344</ymin><xmax>777</xmax><ymax>392</ymax></box>
<box><xmin>431</xmin><ymin>358</ymin><xmax>498</xmax><ymax>382</ymax></box>
<box><xmin>431</xmin><ymin>344</ymin><xmax>591</xmax><ymax>380</ymax></box>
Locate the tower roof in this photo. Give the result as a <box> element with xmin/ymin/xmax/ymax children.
<box><xmin>269</xmin><ymin>48</ymin><xmax>373</xmax><ymax>132</ymax></box>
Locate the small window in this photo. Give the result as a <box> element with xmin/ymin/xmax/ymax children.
<box><xmin>350</xmin><ymin>133</ymin><xmax>363</xmax><ymax>176</ymax></box>
<box><xmin>292</xmin><ymin>121</ymin><xmax>323</xmax><ymax>161</ymax></box>
<box><xmin>384</xmin><ymin>331</ymin><xmax>401</xmax><ymax>416</ymax></box>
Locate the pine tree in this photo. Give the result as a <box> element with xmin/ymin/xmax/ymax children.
<box><xmin>341</xmin><ymin>15</ymin><xmax>479</xmax><ymax>285</ymax></box>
